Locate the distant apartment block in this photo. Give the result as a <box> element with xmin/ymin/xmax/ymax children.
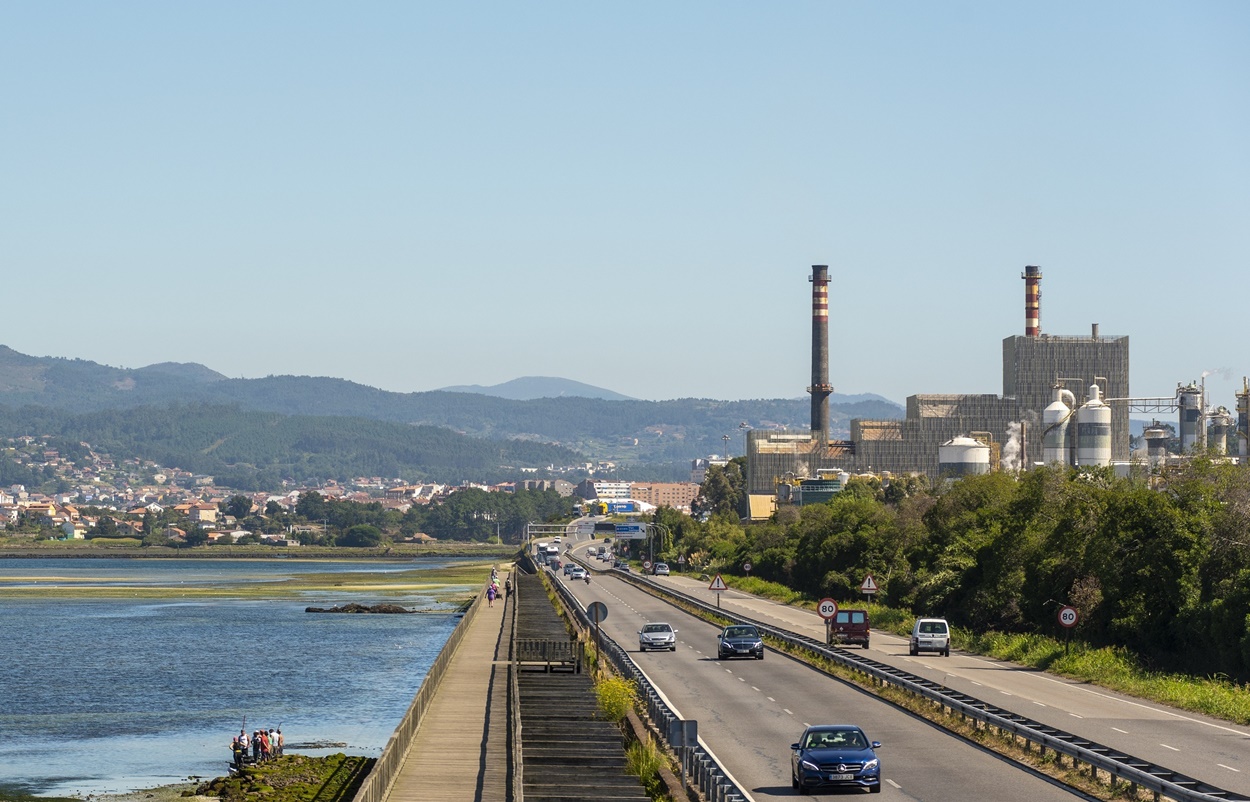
<box><xmin>627</xmin><ymin>482</ymin><xmax>699</xmax><ymax>511</ymax></box>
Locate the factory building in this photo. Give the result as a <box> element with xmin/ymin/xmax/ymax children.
<box><xmin>746</xmin><ymin>266</ymin><xmax>1131</xmax><ymax>493</ymax></box>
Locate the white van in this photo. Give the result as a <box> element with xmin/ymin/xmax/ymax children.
<box><xmin>910</xmin><ymin>618</ymin><xmax>950</xmax><ymax>657</ymax></box>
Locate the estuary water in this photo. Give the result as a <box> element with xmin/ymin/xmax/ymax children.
<box><xmin>0</xmin><ymin>558</ymin><xmax>473</xmax><ymax>798</ymax></box>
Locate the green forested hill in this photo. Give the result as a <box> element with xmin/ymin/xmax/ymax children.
<box><xmin>0</xmin><ymin>403</ymin><xmax>582</xmax><ymax>488</ymax></box>
<box><xmin>0</xmin><ymin>346</ymin><xmax>903</xmax><ymax>469</ymax></box>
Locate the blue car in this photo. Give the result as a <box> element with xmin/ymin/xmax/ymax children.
<box><xmin>790</xmin><ymin>724</ymin><xmax>882</xmax><ymax>794</ymax></box>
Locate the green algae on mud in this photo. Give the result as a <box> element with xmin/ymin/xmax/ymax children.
<box><xmin>0</xmin><ymin>559</ymin><xmax>504</xmax><ymax>603</ymax></box>
<box><xmin>195</xmin><ymin>754</ymin><xmax>373</xmax><ymax>802</ymax></box>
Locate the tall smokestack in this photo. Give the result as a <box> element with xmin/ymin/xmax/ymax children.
<box><xmin>1023</xmin><ymin>265</ymin><xmax>1042</xmax><ymax>337</ymax></box>
<box><xmin>808</xmin><ymin>265</ymin><xmax>833</xmax><ymax>444</ymax></box>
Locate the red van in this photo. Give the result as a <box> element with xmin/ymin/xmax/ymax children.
<box><xmin>827</xmin><ymin>609</ymin><xmax>870</xmax><ymax>649</ymax></box>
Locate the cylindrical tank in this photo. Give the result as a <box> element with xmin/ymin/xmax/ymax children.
<box><xmin>1143</xmin><ymin>423</ymin><xmax>1170</xmax><ymax>468</ymax></box>
<box><xmin>1042</xmin><ymin>386</ymin><xmax>1075</xmax><ymax>466</ymax></box>
<box><xmin>1076</xmin><ymin>384</ymin><xmax>1112</xmax><ymax>467</ymax></box>
<box><xmin>938</xmin><ymin>436</ymin><xmax>991</xmax><ymax>478</ymax></box>
<box><xmin>1210</xmin><ymin>407</ymin><xmax>1233</xmax><ymax>456</ymax></box>
<box><xmin>1237</xmin><ymin>379</ymin><xmax>1249</xmax><ymax>458</ymax></box>
<box><xmin>1178</xmin><ymin>382</ymin><xmax>1204</xmax><ymax>453</ymax></box>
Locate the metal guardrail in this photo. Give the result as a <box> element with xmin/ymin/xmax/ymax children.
<box><xmin>542</xmin><ymin>566</ymin><xmax>749</xmax><ymax>802</ymax></box>
<box><xmin>350</xmin><ymin>581</ymin><xmax>486</xmax><ymax>802</ymax></box>
<box><xmin>509</xmin><ymin>562</ymin><xmax>524</xmax><ymax>802</ymax></box>
<box><xmin>605</xmin><ymin>566</ymin><xmax>1248</xmax><ymax>802</ymax></box>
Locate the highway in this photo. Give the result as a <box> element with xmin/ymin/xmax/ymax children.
<box><xmin>627</xmin><ymin>570</ymin><xmax>1250</xmax><ymax>798</ymax></box>
<box><xmin>552</xmin><ymin>541</ymin><xmax>1089</xmax><ymax>801</ymax></box>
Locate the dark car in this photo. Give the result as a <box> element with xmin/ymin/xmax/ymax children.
<box><xmin>790</xmin><ymin>724</ymin><xmax>882</xmax><ymax>794</ymax></box>
<box><xmin>827</xmin><ymin>609</ymin><xmax>870</xmax><ymax>649</ymax></box>
<box><xmin>717</xmin><ymin>624</ymin><xmax>764</xmax><ymax>660</ymax></box>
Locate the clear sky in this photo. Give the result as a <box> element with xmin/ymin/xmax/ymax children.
<box><xmin>3</xmin><ymin>3</ymin><xmax>1248</xmax><ymax>409</ymax></box>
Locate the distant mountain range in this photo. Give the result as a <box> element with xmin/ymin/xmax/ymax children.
<box><xmin>0</xmin><ymin>346</ymin><xmax>904</xmax><ymax>483</ymax></box>
<box><xmin>437</xmin><ymin>376</ymin><xmax>637</xmax><ymax>401</ymax></box>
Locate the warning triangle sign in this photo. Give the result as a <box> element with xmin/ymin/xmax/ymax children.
<box><xmin>708</xmin><ymin>573</ymin><xmax>728</xmax><ymax>591</ymax></box>
<box><xmin>860</xmin><ymin>574</ymin><xmax>878</xmax><ymax>593</ymax></box>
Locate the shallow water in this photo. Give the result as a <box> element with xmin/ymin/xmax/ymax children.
<box><xmin>0</xmin><ymin>558</ymin><xmax>471</xmax><ymax>797</ymax></box>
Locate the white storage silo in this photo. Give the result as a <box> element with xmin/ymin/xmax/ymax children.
<box><xmin>938</xmin><ymin>436</ymin><xmax>991</xmax><ymax>478</ymax></box>
<box><xmin>1076</xmin><ymin>384</ymin><xmax>1112</xmax><ymax>467</ymax></box>
<box><xmin>1143</xmin><ymin>424</ymin><xmax>1170</xmax><ymax>468</ymax></box>
<box><xmin>1042</xmin><ymin>386</ymin><xmax>1075</xmax><ymax>466</ymax></box>
<box><xmin>1178</xmin><ymin>382</ymin><xmax>1204</xmax><ymax>453</ymax></box>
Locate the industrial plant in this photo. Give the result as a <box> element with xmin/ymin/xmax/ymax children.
<box><xmin>745</xmin><ymin>265</ymin><xmax>1248</xmax><ymax>501</ymax></box>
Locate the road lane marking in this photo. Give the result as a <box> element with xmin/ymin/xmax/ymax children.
<box><xmin>970</xmin><ymin>681</ymin><xmax>982</xmax><ymax>686</ymax></box>
<box><xmin>1032</xmin><ymin>701</ymin><xmax>1046</xmax><ymax>707</ymax></box>
<box><xmin>1161</xmin><ymin>744</ymin><xmax>1180</xmax><ymax>751</ymax></box>
<box><xmin>886</xmin><ymin>779</ymin><xmax>901</xmax><ymax>789</ymax></box>
<box><xmin>784</xmin><ymin>709</ymin><xmax>793</xmax><ymax>715</ymax></box>
<box><xmin>1070</xmin><ymin>713</ymin><xmax>1083</xmax><ymax>718</ymax></box>
<box><xmin>1220</xmin><ymin>764</ymin><xmax>1240</xmax><ymax>772</ymax></box>
<box><xmin>739</xmin><ymin>677</ymin><xmax>745</xmax><ymax>682</ymax></box>
<box><xmin>1111</xmin><ymin>727</ymin><xmax>1128</xmax><ymax>734</ymax></box>
<box><xmin>767</xmin><ymin>697</ymin><xmax>775</xmax><ymax>701</ymax></box>
<box><xmin>1001</xmin><ymin>692</ymin><xmax>1013</xmax><ymax>696</ymax></box>
<box><xmin>752</xmin><ymin>686</ymin><xmax>760</xmax><ymax>691</ymax></box>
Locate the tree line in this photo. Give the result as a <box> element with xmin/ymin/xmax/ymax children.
<box><xmin>653</xmin><ymin>458</ymin><xmax>1250</xmax><ymax>680</ymax></box>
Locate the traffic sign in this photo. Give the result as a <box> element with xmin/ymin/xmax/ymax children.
<box><xmin>677</xmin><ymin>555</ymin><xmax>686</xmax><ymax>565</ymax></box>
<box><xmin>743</xmin><ymin>561</ymin><xmax>753</xmax><ymax>573</ymax></box>
<box><xmin>817</xmin><ymin>598</ymin><xmax>839</xmax><ymax>620</ymax></box>
<box><xmin>642</xmin><ymin>560</ymin><xmax>652</xmax><ymax>571</ymax></box>
<box><xmin>708</xmin><ymin>574</ymin><xmax>728</xmax><ymax>592</ymax></box>
<box><xmin>1058</xmin><ymin>605</ymin><xmax>1079</xmax><ymax>628</ymax></box>
<box><xmin>614</xmin><ymin>523</ymin><xmax>646</xmax><ymax>540</ymax></box>
<box><xmin>860</xmin><ymin>574</ymin><xmax>878</xmax><ymax>594</ymax></box>
<box><xmin>587</xmin><ymin>601</ymin><xmax>609</xmax><ymax>623</ymax></box>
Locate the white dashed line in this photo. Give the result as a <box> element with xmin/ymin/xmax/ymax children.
<box><xmin>1161</xmin><ymin>744</ymin><xmax>1180</xmax><ymax>752</ymax></box>
<box><xmin>970</xmin><ymin>681</ymin><xmax>983</xmax><ymax>686</ymax></box>
<box><xmin>738</xmin><ymin>677</ymin><xmax>745</xmax><ymax>682</ymax></box>
<box><xmin>752</xmin><ymin>686</ymin><xmax>760</xmax><ymax>691</ymax></box>
<box><xmin>767</xmin><ymin>697</ymin><xmax>775</xmax><ymax>702</ymax></box>
<box><xmin>1032</xmin><ymin>701</ymin><xmax>1046</xmax><ymax>707</ymax></box>
<box><xmin>784</xmin><ymin>709</ymin><xmax>794</xmax><ymax>715</ymax></box>
<box><xmin>1111</xmin><ymin>727</ymin><xmax>1128</xmax><ymax>734</ymax></box>
<box><xmin>886</xmin><ymin>779</ymin><xmax>902</xmax><ymax>789</ymax></box>
<box><xmin>1220</xmin><ymin>764</ymin><xmax>1241</xmax><ymax>772</ymax></box>
<box><xmin>1001</xmin><ymin>691</ymin><xmax>1013</xmax><ymax>697</ymax></box>
<box><xmin>1070</xmin><ymin>713</ymin><xmax>1083</xmax><ymax>719</ymax></box>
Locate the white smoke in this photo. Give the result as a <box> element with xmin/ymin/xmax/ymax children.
<box><xmin>1002</xmin><ymin>422</ymin><xmax>1023</xmax><ymax>473</ymax></box>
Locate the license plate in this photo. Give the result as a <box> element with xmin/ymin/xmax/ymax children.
<box><xmin>828</xmin><ymin>773</ymin><xmax>853</xmax><ymax>781</ymax></box>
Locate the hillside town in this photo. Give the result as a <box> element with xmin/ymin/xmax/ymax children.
<box><xmin>0</xmin><ymin>435</ymin><xmax>705</xmax><ymax>542</ymax></box>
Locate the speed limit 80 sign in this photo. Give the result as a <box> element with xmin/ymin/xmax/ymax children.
<box><xmin>1058</xmin><ymin>605</ymin><xmax>1079</xmax><ymax>628</ymax></box>
<box><xmin>817</xmin><ymin>598</ymin><xmax>839</xmax><ymax>620</ymax></box>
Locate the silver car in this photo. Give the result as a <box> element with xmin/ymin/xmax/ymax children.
<box><xmin>638</xmin><ymin>622</ymin><xmax>677</xmax><ymax>652</ymax></box>
<box><xmin>909</xmin><ymin>617</ymin><xmax>951</xmax><ymax>657</ymax></box>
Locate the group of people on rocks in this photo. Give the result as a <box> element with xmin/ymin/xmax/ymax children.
<box><xmin>231</xmin><ymin>726</ymin><xmax>284</xmax><ymax>768</ymax></box>
<box><xmin>486</xmin><ymin>567</ymin><xmax>510</xmax><ymax>607</ymax></box>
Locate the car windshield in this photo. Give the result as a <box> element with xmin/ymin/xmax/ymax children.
<box><xmin>724</xmin><ymin>626</ymin><xmax>758</xmax><ymax>639</ymax></box>
<box><xmin>805</xmin><ymin>730</ymin><xmax>867</xmax><ymax>749</ymax></box>
<box><xmin>919</xmin><ymin>621</ymin><xmax>947</xmax><ymax>634</ymax></box>
<box><xmin>643</xmin><ymin>624</ymin><xmax>671</xmax><ymax>633</ymax></box>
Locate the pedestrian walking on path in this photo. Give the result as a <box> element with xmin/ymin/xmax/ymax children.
<box><xmin>487</xmin><ymin>584</ymin><xmax>497</xmax><ymax>607</ymax></box>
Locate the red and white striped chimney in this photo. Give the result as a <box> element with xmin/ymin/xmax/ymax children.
<box><xmin>1022</xmin><ymin>265</ymin><xmax>1042</xmax><ymax>337</ymax></box>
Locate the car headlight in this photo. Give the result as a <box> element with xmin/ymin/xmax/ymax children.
<box><xmin>801</xmin><ymin>759</ymin><xmax>820</xmax><ymax>772</ymax></box>
<box><xmin>754</xmin><ymin>641</ymin><xmax>763</xmax><ymax>649</ymax></box>
<box><xmin>862</xmin><ymin>758</ymin><xmax>879</xmax><ymax>772</ymax></box>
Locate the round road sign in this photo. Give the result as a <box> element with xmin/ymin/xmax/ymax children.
<box><xmin>743</xmin><ymin>561</ymin><xmax>753</xmax><ymax>573</ymax></box>
<box><xmin>817</xmin><ymin>598</ymin><xmax>839</xmax><ymax>620</ymax></box>
<box><xmin>1058</xmin><ymin>605</ymin><xmax>1079</xmax><ymax>628</ymax></box>
<box><xmin>587</xmin><ymin>601</ymin><xmax>609</xmax><ymax>623</ymax></box>
<box><xmin>642</xmin><ymin>560</ymin><xmax>652</xmax><ymax>571</ymax></box>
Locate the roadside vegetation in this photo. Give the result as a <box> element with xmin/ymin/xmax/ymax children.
<box><xmin>609</xmin><ymin>455</ymin><xmax>1250</xmax><ymax>722</ymax></box>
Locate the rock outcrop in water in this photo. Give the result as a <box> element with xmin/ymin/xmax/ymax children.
<box><xmin>304</xmin><ymin>603</ymin><xmax>415</xmax><ymax>614</ymax></box>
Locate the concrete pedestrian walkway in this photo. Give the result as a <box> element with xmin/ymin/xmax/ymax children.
<box><xmin>384</xmin><ymin>570</ymin><xmax>514</xmax><ymax>802</ymax></box>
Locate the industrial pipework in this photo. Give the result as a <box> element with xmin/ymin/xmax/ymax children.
<box><xmin>1022</xmin><ymin>265</ymin><xmax>1042</xmax><ymax>337</ymax></box>
<box><xmin>808</xmin><ymin>265</ymin><xmax>834</xmax><ymax>444</ymax></box>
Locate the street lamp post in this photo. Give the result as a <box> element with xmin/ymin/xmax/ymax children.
<box><xmin>648</xmin><ymin>522</ymin><xmax>670</xmax><ymax>568</ymax></box>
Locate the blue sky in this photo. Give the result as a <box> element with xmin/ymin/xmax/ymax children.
<box><xmin>3</xmin><ymin>3</ymin><xmax>1248</xmax><ymax>409</ymax></box>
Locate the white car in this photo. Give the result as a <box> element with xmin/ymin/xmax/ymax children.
<box><xmin>569</xmin><ymin>566</ymin><xmax>587</xmax><ymax>580</ymax></box>
<box><xmin>638</xmin><ymin>622</ymin><xmax>677</xmax><ymax>652</ymax></box>
<box><xmin>652</xmin><ymin>563</ymin><xmax>670</xmax><ymax>576</ymax></box>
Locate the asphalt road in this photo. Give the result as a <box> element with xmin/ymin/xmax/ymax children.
<box><xmin>617</xmin><ymin>569</ymin><xmax>1250</xmax><ymax>798</ymax></box>
<box><xmin>553</xmin><ymin>547</ymin><xmax>1088</xmax><ymax>801</ymax></box>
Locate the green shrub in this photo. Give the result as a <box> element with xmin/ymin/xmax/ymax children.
<box><xmin>595</xmin><ymin>675</ymin><xmax>637</xmax><ymax>722</ymax></box>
